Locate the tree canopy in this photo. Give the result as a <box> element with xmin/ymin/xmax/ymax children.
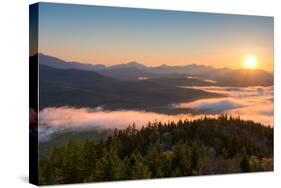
<box><xmin>39</xmin><ymin>115</ymin><xmax>273</xmax><ymax>185</ymax></box>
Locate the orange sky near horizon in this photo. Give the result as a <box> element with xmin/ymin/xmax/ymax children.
<box><xmin>37</xmin><ymin>3</ymin><xmax>274</xmax><ymax>72</ymax></box>
<box><xmin>39</xmin><ymin>45</ymin><xmax>273</xmax><ymax>72</ymax></box>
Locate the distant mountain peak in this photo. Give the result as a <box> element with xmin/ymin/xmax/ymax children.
<box><xmin>127</xmin><ymin>61</ymin><xmax>141</xmax><ymax>65</ymax></box>
<box><xmin>37</xmin><ymin>53</ymin><xmax>106</xmax><ymax>71</ymax></box>
<box><xmin>109</xmin><ymin>61</ymin><xmax>147</xmax><ymax>70</ymax></box>
<box><xmin>159</xmin><ymin>64</ymin><xmax>169</xmax><ymax>67</ymax></box>
<box><xmin>127</xmin><ymin>61</ymin><xmax>147</xmax><ymax>68</ymax></box>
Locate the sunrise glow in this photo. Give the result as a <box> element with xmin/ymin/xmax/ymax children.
<box><xmin>244</xmin><ymin>55</ymin><xmax>257</xmax><ymax>69</ymax></box>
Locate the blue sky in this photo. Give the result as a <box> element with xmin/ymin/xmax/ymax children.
<box><xmin>37</xmin><ymin>2</ymin><xmax>273</xmax><ymax>71</ymax></box>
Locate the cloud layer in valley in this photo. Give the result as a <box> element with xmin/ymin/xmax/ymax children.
<box><xmin>39</xmin><ymin>107</ymin><xmax>215</xmax><ymax>129</ymax></box>
<box><xmin>38</xmin><ymin>86</ymin><xmax>273</xmax><ymax>142</ymax></box>
<box><xmin>38</xmin><ymin>107</ymin><xmax>217</xmax><ymax>142</ymax></box>
<box><xmin>176</xmin><ymin>86</ymin><xmax>273</xmax><ymax>126</ymax></box>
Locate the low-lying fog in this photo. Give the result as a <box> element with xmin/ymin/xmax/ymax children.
<box><xmin>177</xmin><ymin>86</ymin><xmax>273</xmax><ymax>126</ymax></box>
<box><xmin>38</xmin><ymin>86</ymin><xmax>273</xmax><ymax>142</ymax></box>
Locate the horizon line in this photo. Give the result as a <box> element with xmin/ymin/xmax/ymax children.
<box><xmin>33</xmin><ymin>52</ymin><xmax>273</xmax><ymax>73</ymax></box>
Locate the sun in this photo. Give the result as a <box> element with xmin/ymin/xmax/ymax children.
<box><xmin>244</xmin><ymin>55</ymin><xmax>257</xmax><ymax>70</ymax></box>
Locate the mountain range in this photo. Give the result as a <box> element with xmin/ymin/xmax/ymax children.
<box><xmin>38</xmin><ymin>53</ymin><xmax>273</xmax><ymax>86</ymax></box>
<box><xmin>32</xmin><ymin>53</ymin><xmax>273</xmax><ymax>113</ymax></box>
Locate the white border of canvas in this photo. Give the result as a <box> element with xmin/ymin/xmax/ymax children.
<box><xmin>0</xmin><ymin>0</ymin><xmax>280</xmax><ymax>187</ymax></box>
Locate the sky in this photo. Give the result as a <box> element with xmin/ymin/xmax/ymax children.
<box><xmin>37</xmin><ymin>3</ymin><xmax>274</xmax><ymax>72</ymax></box>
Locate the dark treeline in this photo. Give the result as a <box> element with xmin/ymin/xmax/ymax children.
<box><xmin>39</xmin><ymin>115</ymin><xmax>273</xmax><ymax>185</ymax></box>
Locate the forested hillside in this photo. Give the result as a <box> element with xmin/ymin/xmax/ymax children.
<box><xmin>39</xmin><ymin>115</ymin><xmax>273</xmax><ymax>185</ymax></box>
<box><xmin>38</xmin><ymin>64</ymin><xmax>222</xmax><ymax>111</ymax></box>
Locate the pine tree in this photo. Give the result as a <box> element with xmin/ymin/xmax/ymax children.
<box><xmin>240</xmin><ymin>147</ymin><xmax>251</xmax><ymax>172</ymax></box>
<box><xmin>145</xmin><ymin>140</ymin><xmax>164</xmax><ymax>178</ymax></box>
<box><xmin>124</xmin><ymin>152</ymin><xmax>150</xmax><ymax>179</ymax></box>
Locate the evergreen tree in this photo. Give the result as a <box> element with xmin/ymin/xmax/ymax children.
<box><xmin>240</xmin><ymin>148</ymin><xmax>251</xmax><ymax>172</ymax></box>
<box><xmin>38</xmin><ymin>116</ymin><xmax>273</xmax><ymax>184</ymax></box>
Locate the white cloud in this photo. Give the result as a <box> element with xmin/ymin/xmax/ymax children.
<box><xmin>38</xmin><ymin>86</ymin><xmax>273</xmax><ymax>142</ymax></box>
<box><xmin>39</xmin><ymin>107</ymin><xmax>212</xmax><ymax>129</ymax></box>
<box><xmin>176</xmin><ymin>86</ymin><xmax>273</xmax><ymax>127</ymax></box>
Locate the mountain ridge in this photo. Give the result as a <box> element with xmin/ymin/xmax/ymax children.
<box><xmin>34</xmin><ymin>53</ymin><xmax>273</xmax><ymax>86</ymax></box>
<box><xmin>37</xmin><ymin>53</ymin><xmax>271</xmax><ymax>74</ymax></box>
